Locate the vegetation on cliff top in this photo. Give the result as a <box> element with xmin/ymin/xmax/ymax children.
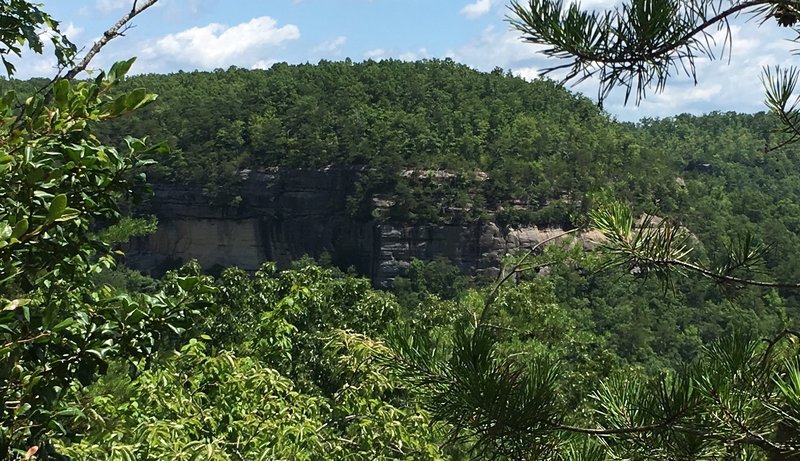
<box><xmin>80</xmin><ymin>59</ymin><xmax>679</xmax><ymax>226</ymax></box>
<box><xmin>8</xmin><ymin>0</ymin><xmax>800</xmax><ymax>458</ymax></box>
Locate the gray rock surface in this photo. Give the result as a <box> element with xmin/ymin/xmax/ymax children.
<box><xmin>125</xmin><ymin>169</ymin><xmax>590</xmax><ymax>285</ymax></box>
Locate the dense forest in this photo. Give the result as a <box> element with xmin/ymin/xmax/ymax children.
<box><xmin>85</xmin><ymin>60</ymin><xmax>800</xmax><ymax>303</ymax></box>
<box><xmin>6</xmin><ymin>59</ymin><xmax>674</xmax><ymax>226</ymax></box>
<box><xmin>8</xmin><ymin>0</ymin><xmax>800</xmax><ymax>459</ymax></box>
<box><xmin>15</xmin><ymin>61</ymin><xmax>800</xmax><ymax>459</ymax></box>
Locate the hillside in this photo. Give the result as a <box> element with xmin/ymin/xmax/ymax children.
<box><xmin>79</xmin><ymin>60</ymin><xmax>800</xmax><ymax>360</ymax></box>
<box><xmin>94</xmin><ymin>60</ymin><xmax>800</xmax><ymax>351</ymax></box>
<box><xmin>7</xmin><ymin>54</ymin><xmax>800</xmax><ymax>458</ymax></box>
<box><xmin>80</xmin><ymin>59</ymin><xmax>675</xmax><ymax>226</ymax></box>
<box><xmin>33</xmin><ymin>61</ymin><xmax>788</xmax><ymax>291</ymax></box>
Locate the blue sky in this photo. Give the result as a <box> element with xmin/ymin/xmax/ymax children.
<box><xmin>20</xmin><ymin>0</ymin><xmax>800</xmax><ymax>121</ymax></box>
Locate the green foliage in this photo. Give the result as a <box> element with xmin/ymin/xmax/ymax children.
<box><xmin>72</xmin><ymin>344</ymin><xmax>334</xmax><ymax>460</ymax></box>
<box><xmin>84</xmin><ymin>60</ymin><xmax>676</xmax><ymax>225</ymax></box>
<box><xmin>393</xmin><ymin>258</ymin><xmax>468</xmax><ymax>306</ymax></box>
<box><xmin>200</xmin><ymin>263</ymin><xmax>400</xmax><ymax>388</ymax></box>
<box><xmin>96</xmin><ymin>216</ymin><xmax>158</xmax><ymax>245</ymax></box>
<box><xmin>360</xmin><ymin>0</ymin><xmax>800</xmax><ymax>458</ymax></box>
<box><xmin>0</xmin><ymin>1</ymin><xmax>76</xmax><ymax>76</ymax></box>
<box><xmin>0</xmin><ymin>7</ymin><xmax>216</xmax><ymax>456</ymax></box>
<box><xmin>57</xmin><ymin>264</ymin><xmax>451</xmax><ymax>460</ymax></box>
<box><xmin>377</xmin><ymin>293</ymin><xmax>800</xmax><ymax>459</ymax></box>
<box><xmin>9</xmin><ymin>1</ymin><xmax>800</xmax><ymax>459</ymax></box>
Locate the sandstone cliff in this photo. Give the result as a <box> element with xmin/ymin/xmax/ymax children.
<box><xmin>125</xmin><ymin>169</ymin><xmax>593</xmax><ymax>285</ymax></box>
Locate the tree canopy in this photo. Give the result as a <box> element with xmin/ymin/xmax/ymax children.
<box><xmin>361</xmin><ymin>1</ymin><xmax>800</xmax><ymax>460</ymax></box>
<box><xmin>6</xmin><ymin>0</ymin><xmax>800</xmax><ymax>459</ymax></box>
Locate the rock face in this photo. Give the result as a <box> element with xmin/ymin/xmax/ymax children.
<box><xmin>125</xmin><ymin>169</ymin><xmax>589</xmax><ymax>285</ymax></box>
<box><xmin>373</xmin><ymin>223</ymin><xmax>483</xmax><ymax>286</ymax></box>
<box><xmin>126</xmin><ymin>168</ymin><xmax>374</xmax><ymax>276</ymax></box>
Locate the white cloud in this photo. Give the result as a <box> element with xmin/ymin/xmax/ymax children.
<box><xmin>141</xmin><ymin>16</ymin><xmax>300</xmax><ymax>69</ymax></box>
<box><xmin>399</xmin><ymin>48</ymin><xmax>429</xmax><ymax>61</ymax></box>
<box><xmin>460</xmin><ymin>0</ymin><xmax>493</xmax><ymax>19</ymax></box>
<box><xmin>449</xmin><ymin>25</ymin><xmax>545</xmax><ymax>71</ymax></box>
<box><xmin>251</xmin><ymin>59</ymin><xmax>278</xmax><ymax>70</ymax></box>
<box><xmin>362</xmin><ymin>47</ymin><xmax>429</xmax><ymax>62</ymax></box>
<box><xmin>7</xmin><ymin>54</ymin><xmax>59</xmax><ymax>78</ymax></box>
<box><xmin>62</xmin><ymin>22</ymin><xmax>83</xmax><ymax>42</ymax></box>
<box><xmin>514</xmin><ymin>66</ymin><xmax>539</xmax><ymax>81</ymax></box>
<box><xmin>449</xmin><ymin>12</ymin><xmax>800</xmax><ymax>120</ymax></box>
<box><xmin>95</xmin><ymin>0</ymin><xmax>133</xmax><ymax>13</ymax></box>
<box><xmin>313</xmin><ymin>36</ymin><xmax>347</xmax><ymax>54</ymax></box>
<box><xmin>619</xmin><ymin>23</ymin><xmax>798</xmax><ymax>119</ymax></box>
<box><xmin>650</xmin><ymin>84</ymin><xmax>723</xmax><ymax>107</ymax></box>
<box><xmin>364</xmin><ymin>48</ymin><xmax>386</xmax><ymax>59</ymax></box>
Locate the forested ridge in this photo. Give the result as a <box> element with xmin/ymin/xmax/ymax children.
<box><xmin>12</xmin><ymin>61</ymin><xmax>791</xmax><ymax>233</ymax></box>
<box><xmin>80</xmin><ymin>60</ymin><xmax>800</xmax><ymax>297</ymax></box>
<box><xmin>67</xmin><ymin>63</ymin><xmax>800</xmax><ymax>457</ymax></box>
<box><xmin>93</xmin><ymin>62</ymin><xmax>800</xmax><ymax>235</ymax></box>
<box><xmin>8</xmin><ymin>1</ymin><xmax>800</xmax><ymax>458</ymax></box>
<box><xmin>82</xmin><ymin>60</ymin><xmax>677</xmax><ymax>225</ymax></box>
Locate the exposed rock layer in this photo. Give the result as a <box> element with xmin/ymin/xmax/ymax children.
<box><xmin>125</xmin><ymin>169</ymin><xmax>592</xmax><ymax>285</ymax></box>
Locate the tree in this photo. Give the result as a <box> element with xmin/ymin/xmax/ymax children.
<box><xmin>367</xmin><ymin>228</ymin><xmax>800</xmax><ymax>460</ymax></box>
<box><xmin>358</xmin><ymin>1</ymin><xmax>800</xmax><ymax>460</ymax></box>
<box><xmin>508</xmin><ymin>0</ymin><xmax>800</xmax><ymax>151</ymax></box>
<box><xmin>0</xmin><ymin>2</ymin><xmax>218</xmax><ymax>459</ymax></box>
<box><xmin>58</xmin><ymin>263</ymin><xmax>452</xmax><ymax>460</ymax></box>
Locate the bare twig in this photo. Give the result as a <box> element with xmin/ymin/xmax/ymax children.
<box><xmin>63</xmin><ymin>0</ymin><xmax>159</xmax><ymax>81</ymax></box>
<box><xmin>553</xmin><ymin>421</ymin><xmax>670</xmax><ymax>435</ymax></box>
<box><xmin>0</xmin><ymin>332</ymin><xmax>50</xmax><ymax>350</ymax></box>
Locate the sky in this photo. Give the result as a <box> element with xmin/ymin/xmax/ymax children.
<box><xmin>16</xmin><ymin>0</ymin><xmax>800</xmax><ymax>121</ymax></box>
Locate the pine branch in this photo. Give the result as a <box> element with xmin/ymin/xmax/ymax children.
<box><xmin>508</xmin><ymin>0</ymin><xmax>778</xmax><ymax>103</ymax></box>
<box><xmin>653</xmin><ymin>257</ymin><xmax>800</xmax><ymax>289</ymax></box>
<box><xmin>591</xmin><ymin>204</ymin><xmax>793</xmax><ymax>290</ymax></box>
<box><xmin>511</xmin><ymin>0</ymin><xmax>766</xmax><ymax>64</ymax></box>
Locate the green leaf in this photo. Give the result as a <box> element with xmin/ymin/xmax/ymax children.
<box><xmin>53</xmin><ymin>79</ymin><xmax>70</xmax><ymax>107</ymax></box>
<box><xmin>46</xmin><ymin>193</ymin><xmax>68</xmax><ymax>222</ymax></box>
<box><xmin>94</xmin><ymin>70</ymin><xmax>106</xmax><ymax>85</ymax></box>
<box><xmin>0</xmin><ymin>224</ymin><xmax>11</xmax><ymax>241</ymax></box>
<box><xmin>108</xmin><ymin>57</ymin><xmax>136</xmax><ymax>83</ymax></box>
<box><xmin>54</xmin><ymin>208</ymin><xmax>80</xmax><ymax>223</ymax></box>
<box><xmin>110</xmin><ymin>93</ymin><xmax>127</xmax><ymax>116</ymax></box>
<box><xmin>52</xmin><ymin>317</ymin><xmax>75</xmax><ymax>331</ymax></box>
<box><xmin>4</xmin><ymin>299</ymin><xmax>30</xmax><ymax>311</ymax></box>
<box><xmin>0</xmin><ymin>90</ymin><xmax>16</xmax><ymax>110</ymax></box>
<box><xmin>11</xmin><ymin>218</ymin><xmax>28</xmax><ymax>239</ymax></box>
<box><xmin>53</xmin><ymin>407</ymin><xmax>83</xmax><ymax>418</ymax></box>
<box><xmin>14</xmin><ymin>403</ymin><xmax>31</xmax><ymax>417</ymax></box>
<box><xmin>177</xmin><ymin>276</ymin><xmax>200</xmax><ymax>292</ymax></box>
<box><xmin>3</xmin><ymin>58</ymin><xmax>15</xmax><ymax>77</ymax></box>
<box><xmin>125</xmin><ymin>88</ymin><xmax>157</xmax><ymax>111</ymax></box>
